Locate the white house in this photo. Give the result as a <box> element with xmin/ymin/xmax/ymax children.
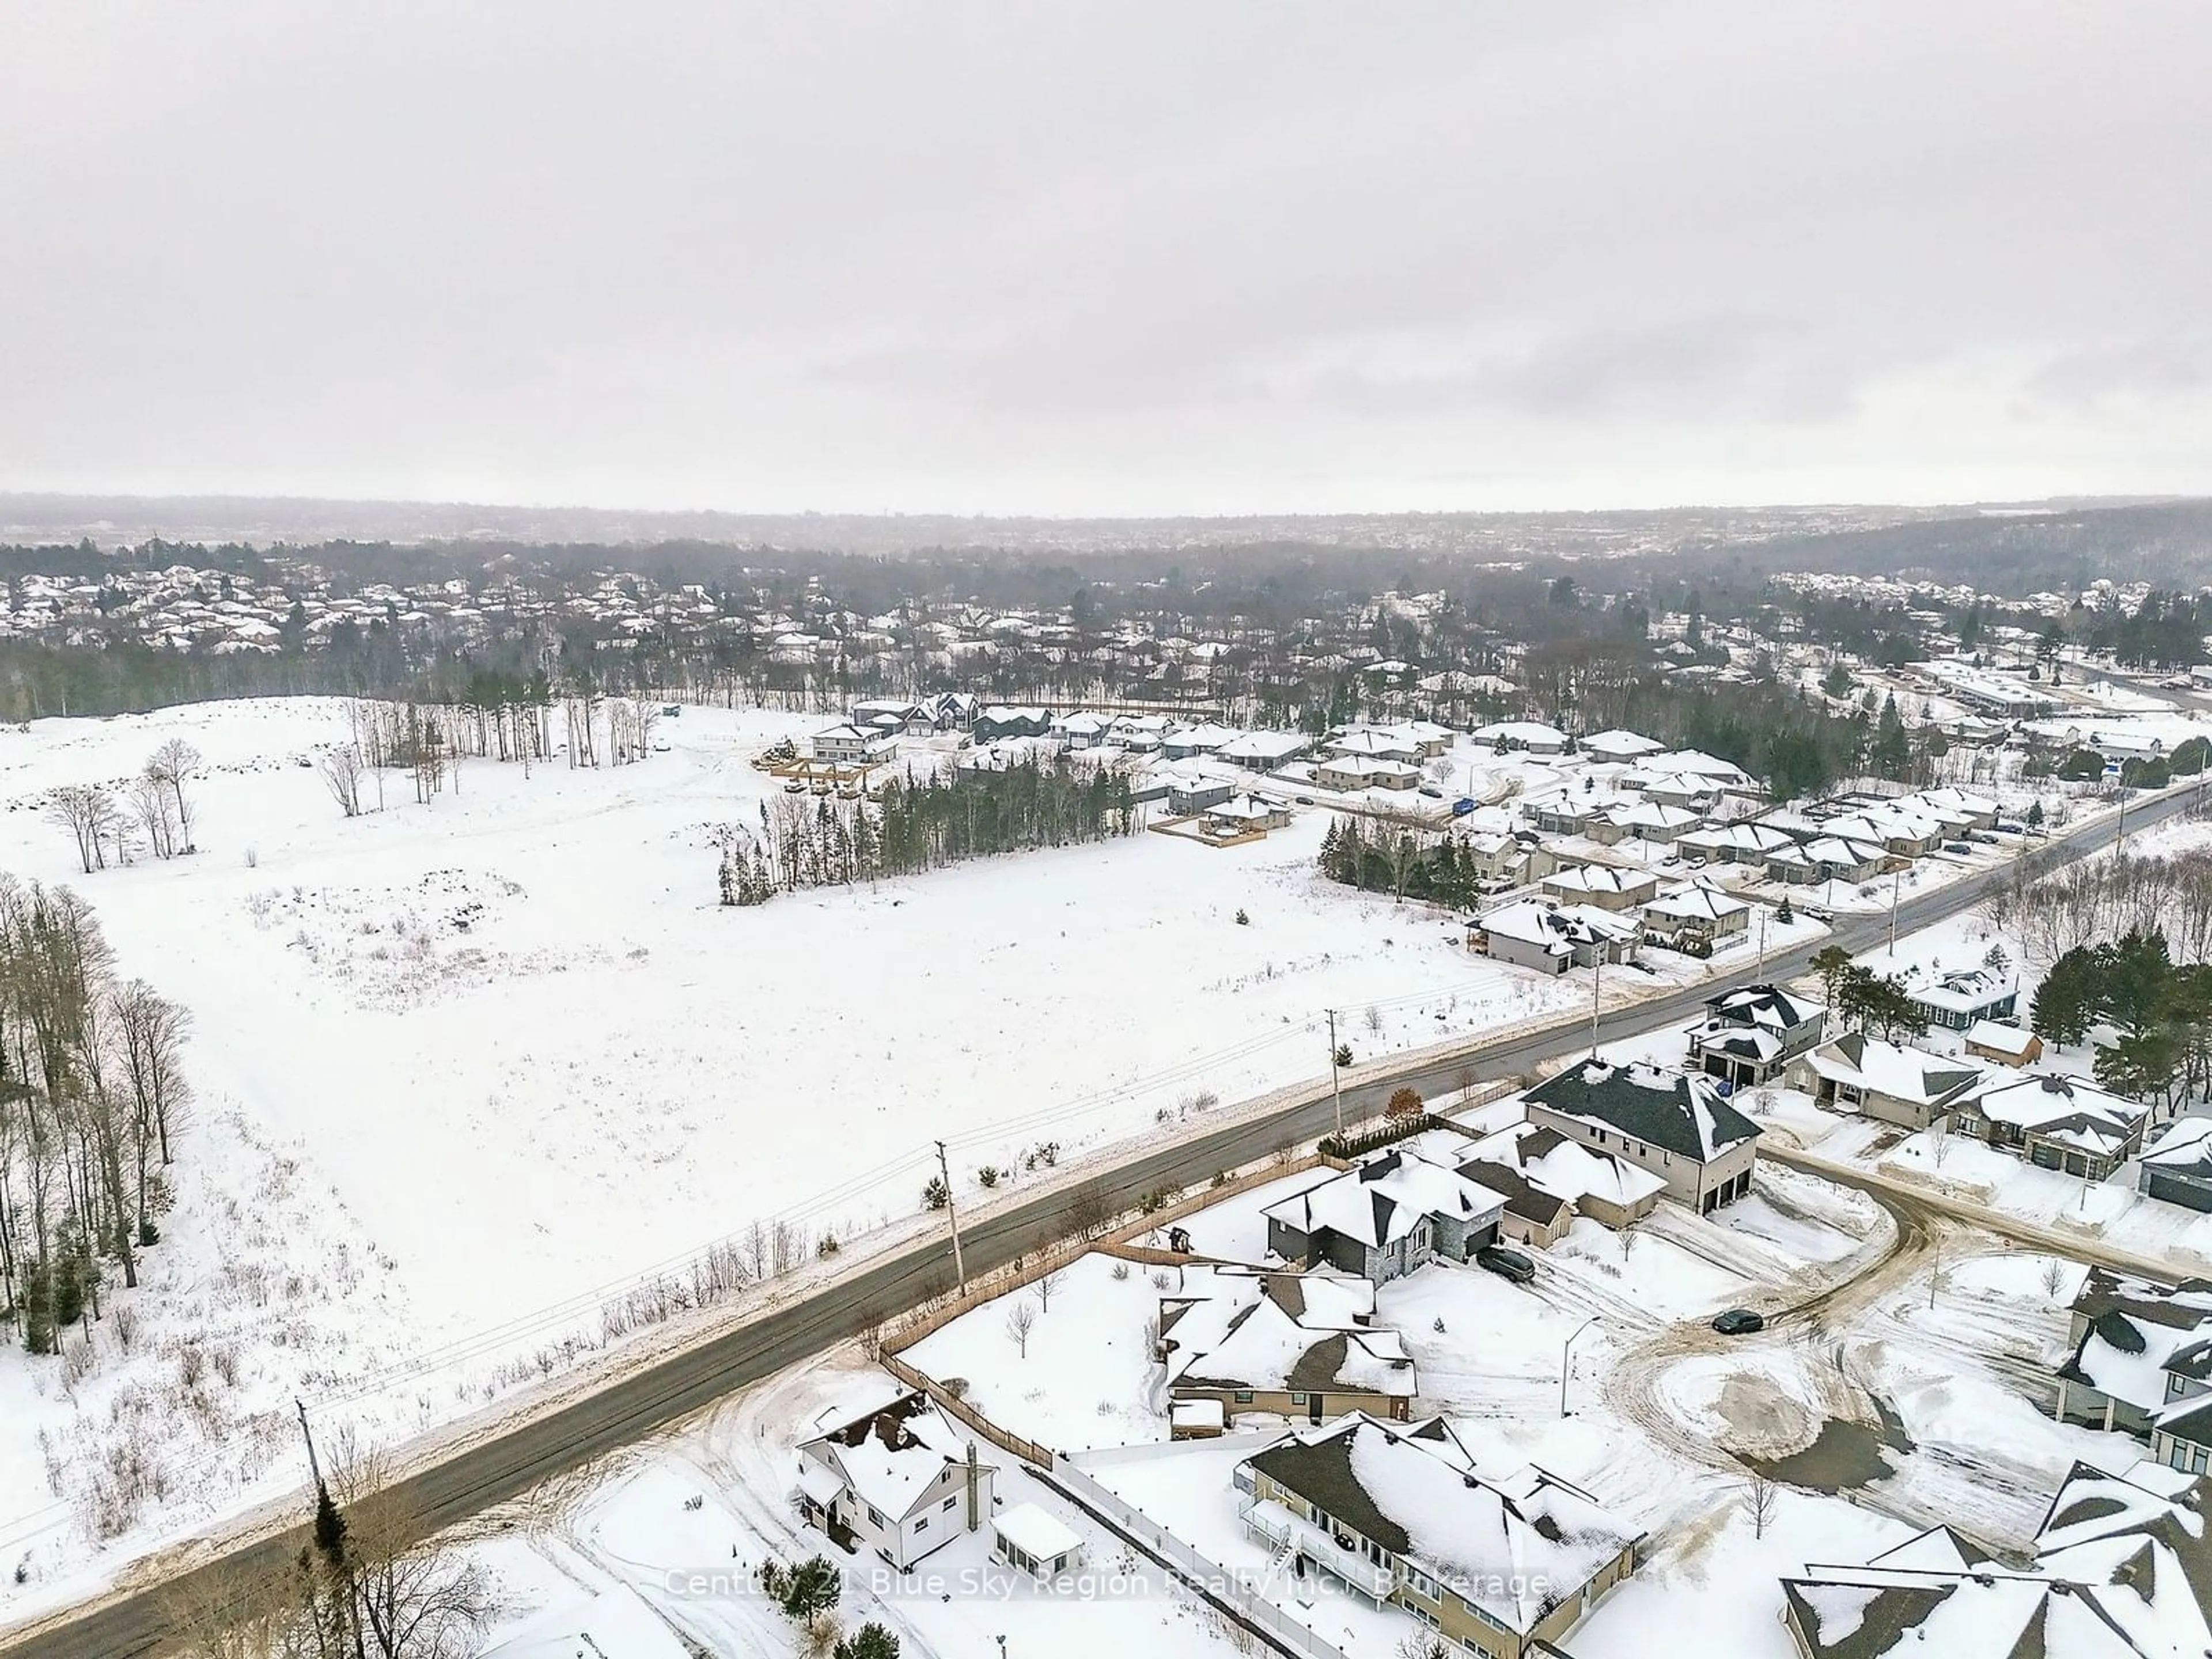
<box><xmin>796</xmin><ymin>1390</ymin><xmax>994</xmax><ymax>1571</ymax></box>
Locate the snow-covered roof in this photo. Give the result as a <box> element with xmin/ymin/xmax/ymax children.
<box><xmin>1217</xmin><ymin>730</ymin><xmax>1310</xmax><ymax>763</ymax></box>
<box><xmin>1472</xmin><ymin>720</ymin><xmax>1570</xmax><ymax>747</ymax></box>
<box><xmin>1540</xmin><ymin>863</ymin><xmax>1653</xmax><ymax>899</ymax></box>
<box><xmin>1241</xmin><ymin>1415</ymin><xmax>1638</xmax><ymax>1637</ymax></box>
<box><xmin>1963</xmin><ymin>1020</ymin><xmax>2037</xmax><ymax>1056</ymax></box>
<box><xmin>1783</xmin><ymin>1459</ymin><xmax>2212</xmax><ymax>1659</ymax></box>
<box><xmin>2060</xmin><ymin>1271</ymin><xmax>2212</xmax><ymax>1416</ymax></box>
<box><xmin>1974</xmin><ymin>1074</ymin><xmax>2147</xmax><ymax>1144</ymax></box>
<box><xmin>993</xmin><ymin>1502</ymin><xmax>1082</xmax><ymax>1562</ymax></box>
<box><xmin>1475</xmin><ymin>899</ymin><xmax>1637</xmax><ymax>956</ymax></box>
<box><xmin>798</xmin><ymin>1390</ymin><xmax>990</xmax><ymax>1525</ymax></box>
<box><xmin>1260</xmin><ymin>1149</ymin><xmax>1502</xmax><ymax>1253</ymax></box>
<box><xmin>1453</xmin><ymin>1119</ymin><xmax>1666</xmax><ymax>1212</ymax></box>
<box><xmin>1797</xmin><ymin>1035</ymin><xmax>1987</xmax><ymax>1110</ymax></box>
<box><xmin>1525</xmin><ymin>1058</ymin><xmax>1759</xmax><ymax>1164</ymax></box>
<box><xmin>1579</xmin><ymin>729</ymin><xmax>1664</xmax><ymax>759</ymax></box>
<box><xmin>2141</xmin><ymin>1115</ymin><xmax>2212</xmax><ymax>1176</ymax></box>
<box><xmin>1643</xmin><ymin>881</ymin><xmax>1748</xmax><ymax>923</ymax></box>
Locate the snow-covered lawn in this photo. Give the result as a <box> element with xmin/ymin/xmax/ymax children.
<box><xmin>900</xmin><ymin>1252</ymin><xmax>1167</xmax><ymax>1453</ymax></box>
<box><xmin>0</xmin><ymin>696</ymin><xmax>1591</xmax><ymax>1611</ymax></box>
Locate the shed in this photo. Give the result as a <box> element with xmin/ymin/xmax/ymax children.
<box><xmin>993</xmin><ymin>1503</ymin><xmax>1085</xmax><ymax>1578</ymax></box>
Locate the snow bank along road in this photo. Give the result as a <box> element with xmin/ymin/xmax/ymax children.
<box><xmin>1</xmin><ymin>783</ymin><xmax>2197</xmax><ymax>1659</ymax></box>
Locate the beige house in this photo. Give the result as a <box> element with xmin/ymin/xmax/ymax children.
<box><xmin>1522</xmin><ymin>1058</ymin><xmax>1760</xmax><ymax>1213</ymax></box>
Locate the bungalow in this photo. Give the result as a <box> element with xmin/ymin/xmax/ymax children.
<box><xmin>1205</xmin><ymin>794</ymin><xmax>1290</xmax><ymax>835</ymax></box>
<box><xmin>1158</xmin><ymin>1267</ymin><xmax>1416</xmax><ymax>1425</ymax></box>
<box><xmin>1593</xmin><ymin>800</ymin><xmax>1701</xmax><ymax>846</ymax></box>
<box><xmin>1897</xmin><ymin>964</ymin><xmax>2020</xmax><ymax>1032</ymax></box>
<box><xmin>1789</xmin><ymin>1034</ymin><xmax>1986</xmax><ymax>1131</ymax></box>
<box><xmin>1539</xmin><ymin>863</ymin><xmax>1659</xmax><ymax>912</ymax></box>
<box><xmin>1237</xmin><ymin>1414</ymin><xmax>1642</xmax><ymax>1658</ymax></box>
<box><xmin>1640</xmin><ymin>881</ymin><xmax>1750</xmax><ymax>946</ymax></box>
<box><xmin>1472</xmin><ymin>720</ymin><xmax>1570</xmax><ymax>756</ymax></box>
<box><xmin>1469</xmin><ymin>900</ymin><xmax>1638</xmax><ymax>975</ymax></box>
<box><xmin>1578</xmin><ymin>729</ymin><xmax>1664</xmax><ymax>763</ymax></box>
<box><xmin>1453</xmin><ymin>1118</ymin><xmax>1666</xmax><ymax>1232</ymax></box>
<box><xmin>1519</xmin><ymin>785</ymin><xmax>1635</xmax><ymax>837</ymax></box>
<box><xmin>972</xmin><ymin>706</ymin><xmax>1055</xmax><ymax>743</ymax></box>
<box><xmin>1262</xmin><ymin>1149</ymin><xmax>1504</xmax><ymax>1285</ymax></box>
<box><xmin>1327</xmin><ymin>727</ymin><xmax>1422</xmax><ymax>764</ymax></box>
<box><xmin>1823</xmin><ymin>809</ymin><xmax>1943</xmax><ymax>859</ymax></box>
<box><xmin>1315</xmin><ymin>753</ymin><xmax>1420</xmax><ymax>792</ymax></box>
<box><xmin>1217</xmin><ymin>729</ymin><xmax>1313</xmax><ymax>771</ymax></box>
<box><xmin>1631</xmin><ymin>771</ymin><xmax>1724</xmax><ymax>812</ymax></box>
<box><xmin>1161</xmin><ymin>721</ymin><xmax>1240</xmax><ymax>760</ymax></box>
<box><xmin>1687</xmin><ymin>984</ymin><xmax>1828</xmax><ymax>1088</ymax></box>
<box><xmin>1964</xmin><ymin>1020</ymin><xmax>2043</xmax><ymax>1067</ymax></box>
<box><xmin>1638</xmin><ymin>749</ymin><xmax>1758</xmax><ymax>792</ymax></box>
<box><xmin>1781</xmin><ymin>1459</ymin><xmax>2212</xmax><ymax>1659</ymax></box>
<box><xmin>1769</xmin><ymin>835</ymin><xmax>1885</xmax><ymax>885</ymax></box>
<box><xmin>796</xmin><ymin>1389</ymin><xmax>994</xmax><ymax>1571</ymax></box>
<box><xmin>1524</xmin><ymin>1058</ymin><xmax>1760</xmax><ymax>1213</ymax></box>
<box><xmin>2054</xmin><ymin>1269</ymin><xmax>2212</xmax><ymax>1437</ymax></box>
<box><xmin>1961</xmin><ymin>1073</ymin><xmax>2150</xmax><ymax>1179</ymax></box>
<box><xmin>1675</xmin><ymin>821</ymin><xmax>1793</xmax><ymax>868</ymax></box>
<box><xmin>2140</xmin><ymin>1117</ymin><xmax>2212</xmax><ymax>1214</ymax></box>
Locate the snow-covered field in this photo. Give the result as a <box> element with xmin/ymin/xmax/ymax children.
<box><xmin>0</xmin><ymin>697</ymin><xmax>1590</xmax><ymax>1612</ymax></box>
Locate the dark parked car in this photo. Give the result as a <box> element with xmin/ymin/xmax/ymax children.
<box><xmin>1711</xmin><ymin>1308</ymin><xmax>1765</xmax><ymax>1335</ymax></box>
<box><xmin>1476</xmin><ymin>1245</ymin><xmax>1536</xmax><ymax>1283</ymax></box>
<box><xmin>1294</xmin><ymin>795</ymin><xmax>1315</xmax><ymax>805</ymax></box>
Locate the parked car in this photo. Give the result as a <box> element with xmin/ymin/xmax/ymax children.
<box><xmin>1294</xmin><ymin>795</ymin><xmax>1315</xmax><ymax>805</ymax></box>
<box><xmin>1418</xmin><ymin>784</ymin><xmax>1444</xmax><ymax>798</ymax></box>
<box><xmin>1711</xmin><ymin>1308</ymin><xmax>1765</xmax><ymax>1335</ymax></box>
<box><xmin>1476</xmin><ymin>1245</ymin><xmax>1536</xmax><ymax>1283</ymax></box>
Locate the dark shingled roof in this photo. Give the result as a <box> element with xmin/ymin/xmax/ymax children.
<box><xmin>1525</xmin><ymin>1058</ymin><xmax>1759</xmax><ymax>1163</ymax></box>
<box><xmin>1457</xmin><ymin>1161</ymin><xmax>1571</xmax><ymax>1228</ymax></box>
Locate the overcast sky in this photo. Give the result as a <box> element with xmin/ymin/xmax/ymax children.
<box><xmin>4</xmin><ymin>2</ymin><xmax>2209</xmax><ymax>516</ymax></box>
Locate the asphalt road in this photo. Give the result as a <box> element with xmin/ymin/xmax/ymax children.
<box><xmin>2</xmin><ymin>781</ymin><xmax>2196</xmax><ymax>1659</ymax></box>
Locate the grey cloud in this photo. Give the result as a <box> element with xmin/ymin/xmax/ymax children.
<box><xmin>1</xmin><ymin>1</ymin><xmax>2209</xmax><ymax>512</ymax></box>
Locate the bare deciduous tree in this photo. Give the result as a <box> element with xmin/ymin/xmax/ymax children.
<box><xmin>128</xmin><ymin>774</ymin><xmax>180</xmax><ymax>859</ymax></box>
<box><xmin>320</xmin><ymin>745</ymin><xmax>367</xmax><ymax>817</ymax></box>
<box><xmin>1744</xmin><ymin>1472</ymin><xmax>1778</xmax><ymax>1540</ymax></box>
<box><xmin>1005</xmin><ymin>1300</ymin><xmax>1037</xmax><ymax>1357</ymax></box>
<box><xmin>145</xmin><ymin>740</ymin><xmax>203</xmax><ymax>853</ymax></box>
<box><xmin>1033</xmin><ymin>1266</ymin><xmax>1066</xmax><ymax>1311</ymax></box>
<box><xmin>46</xmin><ymin>785</ymin><xmax>117</xmax><ymax>873</ymax></box>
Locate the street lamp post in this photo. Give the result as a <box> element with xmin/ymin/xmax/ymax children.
<box><xmin>1560</xmin><ymin>1316</ymin><xmax>1599</xmax><ymax>1416</ymax></box>
<box><xmin>1325</xmin><ymin>1009</ymin><xmax>1344</xmax><ymax>1138</ymax></box>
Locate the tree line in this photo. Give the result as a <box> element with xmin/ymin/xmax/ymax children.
<box><xmin>0</xmin><ymin>881</ymin><xmax>191</xmax><ymax>1355</ymax></box>
<box><xmin>1316</xmin><ymin>816</ymin><xmax>1497</xmax><ymax>910</ymax></box>
<box><xmin>721</xmin><ymin>756</ymin><xmax>1138</xmax><ymax>903</ymax></box>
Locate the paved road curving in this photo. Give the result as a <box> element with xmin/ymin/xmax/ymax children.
<box><xmin>2</xmin><ymin>783</ymin><xmax>2198</xmax><ymax>1659</ymax></box>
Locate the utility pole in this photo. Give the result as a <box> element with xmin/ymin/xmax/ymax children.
<box><xmin>934</xmin><ymin>1139</ymin><xmax>966</xmax><ymax>1291</ymax></box>
<box><xmin>1326</xmin><ymin>1009</ymin><xmax>1344</xmax><ymax>1137</ymax></box>
<box><xmin>1561</xmin><ymin>1317</ymin><xmax>1599</xmax><ymax>1415</ymax></box>
<box><xmin>1755</xmin><ymin>906</ymin><xmax>1768</xmax><ymax>974</ymax></box>
<box><xmin>1589</xmin><ymin>948</ymin><xmax>1603</xmax><ymax>1060</ymax></box>
<box><xmin>2115</xmin><ymin>782</ymin><xmax>2128</xmax><ymax>850</ymax></box>
<box><xmin>295</xmin><ymin>1397</ymin><xmax>323</xmax><ymax>1491</ymax></box>
<box><xmin>1887</xmin><ymin>866</ymin><xmax>1902</xmax><ymax>957</ymax></box>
